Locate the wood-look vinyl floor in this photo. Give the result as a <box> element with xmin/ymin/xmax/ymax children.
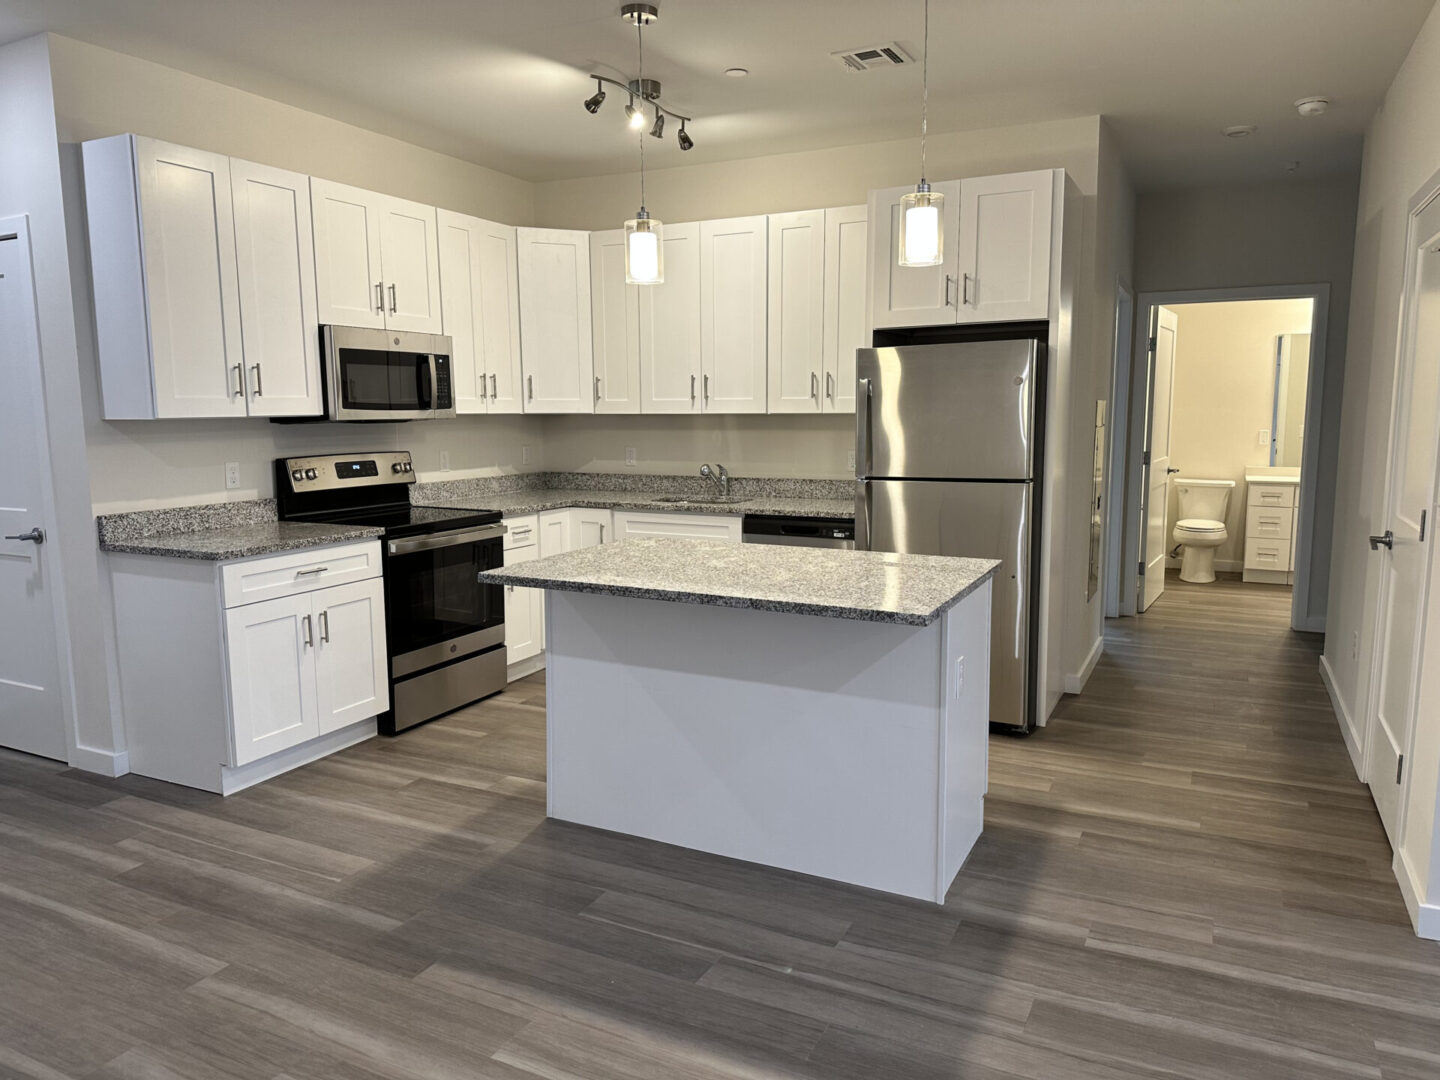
<box><xmin>2</xmin><ymin>573</ymin><xmax>1438</xmax><ymax>1079</ymax></box>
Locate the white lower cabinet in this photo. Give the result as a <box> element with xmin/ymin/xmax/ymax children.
<box><xmin>611</xmin><ymin>510</ymin><xmax>743</xmax><ymax>543</ymax></box>
<box><xmin>503</xmin><ymin>515</ymin><xmax>545</xmax><ymax>671</ymax></box>
<box><xmin>571</xmin><ymin>508</ymin><xmax>612</xmax><ymax>548</ymax></box>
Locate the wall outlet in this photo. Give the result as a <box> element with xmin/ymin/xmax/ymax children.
<box><xmin>224</xmin><ymin>461</ymin><xmax>241</xmax><ymax>490</ymax></box>
<box><xmin>847</xmin><ymin>448</ymin><xmax>856</xmax><ymax>471</ymax></box>
<box><xmin>1352</xmin><ymin>630</ymin><xmax>1360</xmax><ymax>661</ymax></box>
<box><xmin>521</xmin><ymin>444</ymin><xmax>531</xmax><ymax>465</ymax></box>
<box><xmin>1258</xmin><ymin>428</ymin><xmax>1271</xmax><ymax>447</ymax></box>
<box><xmin>625</xmin><ymin>446</ymin><xmax>637</xmax><ymax>467</ymax></box>
<box><xmin>439</xmin><ymin>450</ymin><xmax>451</xmax><ymax>472</ymax></box>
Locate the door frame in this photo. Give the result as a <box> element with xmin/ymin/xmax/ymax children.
<box><xmin>0</xmin><ymin>214</ymin><xmax>75</xmax><ymax>762</ymax></box>
<box><xmin>1104</xmin><ymin>279</ymin><xmax>1135</xmax><ymax>618</ymax></box>
<box><xmin>1122</xmin><ymin>284</ymin><xmax>1331</xmax><ymax>627</ymax></box>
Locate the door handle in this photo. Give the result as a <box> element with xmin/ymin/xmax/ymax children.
<box><xmin>1369</xmin><ymin>530</ymin><xmax>1395</xmax><ymax>551</ymax></box>
<box><xmin>4</xmin><ymin>528</ymin><xmax>43</xmax><ymax>544</ymax></box>
<box><xmin>825</xmin><ymin>371</ymin><xmax>834</xmax><ymax>401</ymax></box>
<box><xmin>319</xmin><ymin>609</ymin><xmax>330</xmax><ymax>643</ymax></box>
<box><xmin>250</xmin><ymin>363</ymin><xmax>263</xmax><ymax>397</ymax></box>
<box><xmin>527</xmin><ymin>375</ymin><xmax>534</xmax><ymax>401</ymax></box>
<box><xmin>856</xmin><ymin>376</ymin><xmax>873</xmax><ymax>478</ymax></box>
<box><xmin>302</xmin><ymin>613</ymin><xmax>313</xmax><ymax>648</ymax></box>
<box><xmin>375</xmin><ymin>283</ymin><xmax>384</xmax><ymax>314</ymax></box>
<box><xmin>1167</xmin><ymin>467</ymin><xmax>1181</xmax><ymax>474</ymax></box>
<box><xmin>594</xmin><ymin>375</ymin><xmax>602</xmax><ymax>403</ymax></box>
<box><xmin>811</xmin><ymin>371</ymin><xmax>819</xmax><ymax>401</ymax></box>
<box><xmin>231</xmin><ymin>363</ymin><xmax>244</xmax><ymax>397</ymax></box>
<box><xmin>388</xmin><ymin>283</ymin><xmax>397</xmax><ymax>314</ymax></box>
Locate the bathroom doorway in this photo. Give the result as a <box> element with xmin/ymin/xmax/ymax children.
<box><xmin>1114</xmin><ymin>285</ymin><xmax>1331</xmax><ymax>630</ymax></box>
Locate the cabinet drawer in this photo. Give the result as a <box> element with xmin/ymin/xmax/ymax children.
<box><xmin>1248</xmin><ymin>484</ymin><xmax>1296</xmax><ymax>509</ymax></box>
<box><xmin>1245</xmin><ymin>536</ymin><xmax>1292</xmax><ymax>572</ymax></box>
<box><xmin>504</xmin><ymin>514</ymin><xmax>539</xmax><ymax>550</ymax></box>
<box><xmin>1246</xmin><ymin>506</ymin><xmax>1294</xmax><ymax>541</ymax></box>
<box><xmin>612</xmin><ymin>510</ymin><xmax>743</xmax><ymax>543</ymax></box>
<box><xmin>221</xmin><ymin>541</ymin><xmax>381</xmax><ymax>608</ymax></box>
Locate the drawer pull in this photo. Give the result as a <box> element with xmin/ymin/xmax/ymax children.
<box><xmin>294</xmin><ymin>566</ymin><xmax>328</xmax><ymax>577</ymax></box>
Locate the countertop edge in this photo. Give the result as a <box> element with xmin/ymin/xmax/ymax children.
<box><xmin>99</xmin><ymin>528</ymin><xmax>384</xmax><ymax>562</ymax></box>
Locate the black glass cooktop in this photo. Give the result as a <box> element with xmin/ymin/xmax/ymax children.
<box><xmin>301</xmin><ymin>504</ymin><xmax>501</xmax><ymax>540</ymax></box>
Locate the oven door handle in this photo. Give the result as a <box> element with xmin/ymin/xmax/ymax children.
<box><xmin>387</xmin><ymin>522</ymin><xmax>506</xmax><ymax>556</ymax></box>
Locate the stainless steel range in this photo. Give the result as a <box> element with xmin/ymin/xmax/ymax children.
<box><xmin>275</xmin><ymin>451</ymin><xmax>506</xmax><ymax>734</ymax></box>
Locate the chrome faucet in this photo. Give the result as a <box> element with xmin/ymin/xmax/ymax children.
<box><xmin>700</xmin><ymin>463</ymin><xmax>729</xmax><ymax>497</ymax></box>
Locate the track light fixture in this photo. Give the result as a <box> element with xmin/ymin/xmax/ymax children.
<box><xmin>625</xmin><ymin>98</ymin><xmax>646</xmax><ymax>129</ymax></box>
<box><xmin>677</xmin><ymin>121</ymin><xmax>693</xmax><ymax>151</ymax></box>
<box><xmin>583</xmin><ymin>80</ymin><xmax>606</xmax><ymax>114</ymax></box>
<box><xmin>583</xmin><ymin>2</ymin><xmax>695</xmax><ymax>154</ymax></box>
<box><xmin>650</xmin><ymin>112</ymin><xmax>665</xmax><ymax>139</ymax></box>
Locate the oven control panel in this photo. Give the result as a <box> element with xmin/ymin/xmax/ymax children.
<box><xmin>281</xmin><ymin>451</ymin><xmax>414</xmax><ymax>492</ymax></box>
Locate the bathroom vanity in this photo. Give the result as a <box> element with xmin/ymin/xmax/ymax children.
<box><xmin>1243</xmin><ymin>468</ymin><xmax>1302</xmax><ymax>584</ymax></box>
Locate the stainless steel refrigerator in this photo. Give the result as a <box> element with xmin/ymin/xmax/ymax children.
<box><xmin>855</xmin><ymin>338</ymin><xmax>1043</xmax><ymax>733</ymax></box>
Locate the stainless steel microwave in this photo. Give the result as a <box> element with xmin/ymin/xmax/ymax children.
<box><xmin>322</xmin><ymin>325</ymin><xmax>456</xmax><ymax>421</ymax></box>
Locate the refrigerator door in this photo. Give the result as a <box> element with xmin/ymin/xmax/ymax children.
<box><xmin>861</xmin><ymin>478</ymin><xmax>1033</xmax><ymax>730</ymax></box>
<box><xmin>856</xmin><ymin>340</ymin><xmax>1038</xmax><ymax>480</ymax></box>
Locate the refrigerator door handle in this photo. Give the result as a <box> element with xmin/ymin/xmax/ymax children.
<box><xmin>856</xmin><ymin>479</ymin><xmax>872</xmax><ymax>550</ymax></box>
<box><xmin>856</xmin><ymin>377</ymin><xmax>873</xmax><ymax>478</ymax></box>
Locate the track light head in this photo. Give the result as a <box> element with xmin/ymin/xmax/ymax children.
<box><xmin>677</xmin><ymin>122</ymin><xmax>694</xmax><ymax>151</ymax></box>
<box><xmin>649</xmin><ymin>112</ymin><xmax>665</xmax><ymax>138</ymax></box>
<box><xmin>583</xmin><ymin>80</ymin><xmax>606</xmax><ymax>114</ymax></box>
<box><xmin>626</xmin><ymin>98</ymin><xmax>646</xmax><ymax>130</ymax></box>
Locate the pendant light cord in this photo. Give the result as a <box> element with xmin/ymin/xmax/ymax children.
<box><xmin>638</xmin><ymin>20</ymin><xmax>647</xmax><ymax>211</ymax></box>
<box><xmin>920</xmin><ymin>0</ymin><xmax>929</xmax><ymax>184</ymax></box>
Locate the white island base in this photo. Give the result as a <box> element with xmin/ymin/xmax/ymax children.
<box><xmin>543</xmin><ymin>580</ymin><xmax>992</xmax><ymax>904</ymax></box>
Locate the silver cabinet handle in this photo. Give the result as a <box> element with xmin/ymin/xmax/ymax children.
<box><xmin>825</xmin><ymin>371</ymin><xmax>834</xmax><ymax>401</ymax></box>
<box><xmin>388</xmin><ymin>283</ymin><xmax>397</xmax><ymax>314</ymax></box>
<box><xmin>478</xmin><ymin>372</ymin><xmax>488</xmax><ymax>399</ymax></box>
<box><xmin>231</xmin><ymin>363</ymin><xmax>244</xmax><ymax>397</ymax></box>
<box><xmin>944</xmin><ymin>275</ymin><xmax>955</xmax><ymax>306</ymax></box>
<box><xmin>690</xmin><ymin>373</ymin><xmax>696</xmax><ymax>402</ymax></box>
<box><xmin>490</xmin><ymin>373</ymin><xmax>498</xmax><ymax>399</ymax></box>
<box><xmin>319</xmin><ymin>610</ymin><xmax>330</xmax><ymax>643</ymax></box>
<box><xmin>962</xmin><ymin>272</ymin><xmax>972</xmax><ymax>306</ymax></box>
<box><xmin>594</xmin><ymin>375</ymin><xmax>602</xmax><ymax>403</ymax></box>
<box><xmin>250</xmin><ymin>363</ymin><xmax>263</xmax><ymax>397</ymax></box>
<box><xmin>527</xmin><ymin>374</ymin><xmax>534</xmax><ymax>400</ymax></box>
<box><xmin>811</xmin><ymin>371</ymin><xmax>819</xmax><ymax>401</ymax></box>
<box><xmin>704</xmin><ymin>373</ymin><xmax>710</xmax><ymax>402</ymax></box>
<box><xmin>294</xmin><ymin>566</ymin><xmax>328</xmax><ymax>577</ymax></box>
<box><xmin>1369</xmin><ymin>530</ymin><xmax>1395</xmax><ymax>551</ymax></box>
<box><xmin>375</xmin><ymin>283</ymin><xmax>384</xmax><ymax>313</ymax></box>
<box><xmin>599</xmin><ymin>523</ymin><xmax>605</xmax><ymax>543</ymax></box>
<box><xmin>4</xmin><ymin>528</ymin><xmax>43</xmax><ymax>544</ymax></box>
<box><xmin>302</xmin><ymin>613</ymin><xmax>313</xmax><ymax>648</ymax></box>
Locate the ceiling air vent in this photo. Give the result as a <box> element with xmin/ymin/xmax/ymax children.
<box><xmin>831</xmin><ymin>43</ymin><xmax>912</xmax><ymax>72</ymax></box>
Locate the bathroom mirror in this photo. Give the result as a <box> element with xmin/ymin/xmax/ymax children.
<box><xmin>1088</xmin><ymin>399</ymin><xmax>1106</xmax><ymax>601</ymax></box>
<box><xmin>1271</xmin><ymin>333</ymin><xmax>1311</xmax><ymax>467</ymax></box>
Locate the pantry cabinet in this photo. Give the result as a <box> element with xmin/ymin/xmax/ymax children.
<box><xmin>700</xmin><ymin>216</ymin><xmax>769</xmax><ymax>413</ymax></box>
<box><xmin>311</xmin><ymin>178</ymin><xmax>443</xmax><ymax>334</ymax></box>
<box><xmin>437</xmin><ymin>209</ymin><xmax>523</xmax><ymax>414</ymax></box>
<box><xmin>516</xmin><ymin>227</ymin><xmax>594</xmax><ymax>413</ymax></box>
<box><xmin>639</xmin><ymin>222</ymin><xmax>704</xmax><ymax>414</ymax></box>
<box><xmin>588</xmin><ymin>231</ymin><xmax>642</xmax><ymax>414</ymax></box>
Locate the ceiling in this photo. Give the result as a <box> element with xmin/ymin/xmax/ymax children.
<box><xmin>2</xmin><ymin>0</ymin><xmax>1434</xmax><ymax>188</ymax></box>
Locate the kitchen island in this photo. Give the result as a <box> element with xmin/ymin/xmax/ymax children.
<box><xmin>481</xmin><ymin>538</ymin><xmax>998</xmax><ymax>903</ymax></box>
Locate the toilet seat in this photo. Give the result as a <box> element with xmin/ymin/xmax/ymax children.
<box><xmin>1176</xmin><ymin>518</ymin><xmax>1225</xmax><ymax>533</ymax></box>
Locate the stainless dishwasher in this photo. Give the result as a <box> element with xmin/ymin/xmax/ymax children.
<box><xmin>741</xmin><ymin>514</ymin><xmax>855</xmax><ymax>549</ymax></box>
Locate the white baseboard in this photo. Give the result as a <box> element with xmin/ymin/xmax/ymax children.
<box><xmin>219</xmin><ymin>719</ymin><xmax>375</xmax><ymax>795</ymax></box>
<box><xmin>1063</xmin><ymin>635</ymin><xmax>1104</xmax><ymax>695</ymax></box>
<box><xmin>508</xmin><ymin>654</ymin><xmax>546</xmax><ymax>683</ymax></box>
<box><xmin>1318</xmin><ymin>653</ymin><xmax>1364</xmax><ymax>780</ymax></box>
<box><xmin>68</xmin><ymin>744</ymin><xmax>129</xmax><ymax>777</ymax></box>
<box><xmin>1395</xmin><ymin>848</ymin><xmax>1440</xmax><ymax>940</ymax></box>
<box><xmin>1294</xmin><ymin>614</ymin><xmax>1326</xmax><ymax>633</ymax></box>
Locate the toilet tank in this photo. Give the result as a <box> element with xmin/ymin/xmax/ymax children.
<box><xmin>1176</xmin><ymin>478</ymin><xmax>1234</xmax><ymax>521</ymax></box>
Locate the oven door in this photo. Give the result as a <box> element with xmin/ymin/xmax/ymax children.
<box><xmin>384</xmin><ymin>523</ymin><xmax>506</xmax><ymax>677</ymax></box>
<box><xmin>325</xmin><ymin>325</ymin><xmax>437</xmax><ymax>421</ymax></box>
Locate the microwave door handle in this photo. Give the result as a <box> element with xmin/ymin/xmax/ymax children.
<box><xmin>417</xmin><ymin>355</ymin><xmax>435</xmax><ymax>410</ymax></box>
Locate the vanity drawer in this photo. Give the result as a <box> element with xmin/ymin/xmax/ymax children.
<box><xmin>1246</xmin><ymin>506</ymin><xmax>1294</xmax><ymax>540</ymax></box>
<box><xmin>1248</xmin><ymin>484</ymin><xmax>1296</xmax><ymax>509</ymax></box>
<box><xmin>504</xmin><ymin>514</ymin><xmax>538</xmax><ymax>551</ymax></box>
<box><xmin>1245</xmin><ymin>536</ymin><xmax>1292</xmax><ymax>572</ymax></box>
<box><xmin>221</xmin><ymin>541</ymin><xmax>382</xmax><ymax>608</ymax></box>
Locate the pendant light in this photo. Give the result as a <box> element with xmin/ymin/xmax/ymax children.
<box><xmin>623</xmin><ymin>5</ymin><xmax>663</xmax><ymax>284</ymax></box>
<box><xmin>898</xmin><ymin>0</ymin><xmax>942</xmax><ymax>267</ymax></box>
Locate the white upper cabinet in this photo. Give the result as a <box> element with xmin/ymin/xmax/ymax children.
<box><xmin>823</xmin><ymin>204</ymin><xmax>868</xmax><ymax>414</ymax></box>
<box><xmin>867</xmin><ymin>180</ymin><xmax>962</xmax><ymax>330</ymax></box>
<box><xmin>700</xmin><ymin>216</ymin><xmax>768</xmax><ymax>414</ymax></box>
<box><xmin>230</xmin><ymin>158</ymin><xmax>323</xmax><ymax>417</ymax></box>
<box><xmin>639</xmin><ymin>222</ymin><xmax>703</xmax><ymax>414</ymax></box>
<box><xmin>311</xmin><ymin>178</ymin><xmax>441</xmax><ymax>333</ymax></box>
<box><xmin>438</xmin><ymin>209</ymin><xmax>521</xmax><ymax>415</ymax></box>
<box><xmin>767</xmin><ymin>210</ymin><xmax>826</xmax><ymax>414</ymax></box>
<box><xmin>516</xmin><ymin>227</ymin><xmax>594</xmax><ymax>414</ymax></box>
<box><xmin>83</xmin><ymin>135</ymin><xmax>247</xmax><ymax>419</ymax></box>
<box><xmin>955</xmin><ymin>169</ymin><xmax>1053</xmax><ymax>324</ymax></box>
<box><xmin>588</xmin><ymin>230</ymin><xmax>642</xmax><ymax>414</ymax></box>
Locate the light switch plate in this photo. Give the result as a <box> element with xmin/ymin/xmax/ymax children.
<box><xmin>224</xmin><ymin>462</ymin><xmax>241</xmax><ymax>490</ymax></box>
<box><xmin>1258</xmin><ymin>428</ymin><xmax>1271</xmax><ymax>447</ymax></box>
<box><xmin>625</xmin><ymin>447</ymin><xmax>637</xmax><ymax>467</ymax></box>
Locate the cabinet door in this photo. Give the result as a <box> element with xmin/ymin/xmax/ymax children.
<box><xmin>823</xmin><ymin>205</ymin><xmax>867</xmax><ymax>414</ymax></box>
<box><xmin>224</xmin><ymin>593</ymin><xmax>318</xmax><ymax>766</ymax></box>
<box><xmin>438</xmin><ymin>209</ymin><xmax>486</xmax><ymax>413</ymax></box>
<box><xmin>477</xmin><ymin>221</ymin><xmax>524</xmax><ymax>414</ymax></box>
<box><xmin>867</xmin><ymin>180</ymin><xmax>961</xmax><ymax>329</ymax></box>
<box><xmin>502</xmin><ymin>542</ymin><xmax>544</xmax><ymax>665</ymax></box>
<box><xmin>955</xmin><ymin>170</ymin><xmax>1054</xmax><ymax>323</ymax></box>
<box><xmin>700</xmin><ymin>216</ymin><xmax>768</xmax><ymax>414</ymax></box>
<box><xmin>589</xmin><ymin>231</ymin><xmax>641</xmax><ymax>414</ymax></box>
<box><xmin>135</xmin><ymin>138</ymin><xmax>247</xmax><ymax>418</ymax></box>
<box><xmin>379</xmin><ymin>196</ymin><xmax>442</xmax><ymax>333</ymax></box>
<box><xmin>639</xmin><ymin>222</ymin><xmax>703</xmax><ymax>414</ymax></box>
<box><xmin>311</xmin><ymin>178</ymin><xmax>385</xmax><ymax>329</ymax></box>
<box><xmin>312</xmin><ymin>578</ymin><xmax>388</xmax><ymax>734</ymax></box>
<box><xmin>230</xmin><ymin>158</ymin><xmax>322</xmax><ymax>417</ymax></box>
<box><xmin>570</xmin><ymin>508</ymin><xmax>612</xmax><ymax>548</ymax></box>
<box><xmin>767</xmin><ymin>210</ymin><xmax>826</xmax><ymax>414</ymax></box>
<box><xmin>517</xmin><ymin>227</ymin><xmax>594</xmax><ymax>413</ymax></box>
<box><xmin>538</xmin><ymin>509</ymin><xmax>572</xmax><ymax>558</ymax></box>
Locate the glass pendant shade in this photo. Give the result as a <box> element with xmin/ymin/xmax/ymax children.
<box><xmin>624</xmin><ymin>213</ymin><xmax>664</xmax><ymax>284</ymax></box>
<box><xmin>899</xmin><ymin>186</ymin><xmax>944</xmax><ymax>267</ymax></box>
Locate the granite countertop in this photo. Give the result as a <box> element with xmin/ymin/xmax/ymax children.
<box><xmin>481</xmin><ymin>537</ymin><xmax>998</xmax><ymax>626</ymax></box>
<box><xmin>99</xmin><ymin>520</ymin><xmax>383</xmax><ymax>561</ymax></box>
<box><xmin>416</xmin><ymin>488</ymin><xmax>856</xmax><ymax>519</ymax></box>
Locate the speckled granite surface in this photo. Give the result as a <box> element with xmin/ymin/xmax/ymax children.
<box><xmin>481</xmin><ymin>537</ymin><xmax>997</xmax><ymax>626</ymax></box>
<box><xmin>415</xmin><ymin>488</ymin><xmax>855</xmax><ymax>519</ymax></box>
<box><xmin>97</xmin><ymin>502</ymin><xmax>382</xmax><ymax>561</ymax></box>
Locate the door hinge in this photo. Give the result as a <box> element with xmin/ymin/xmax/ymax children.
<box><xmin>1147</xmin><ymin>335</ymin><xmax>1157</xmax><ymax>353</ymax></box>
<box><xmin>1398</xmin><ymin>754</ymin><xmax>1405</xmax><ymax>784</ymax></box>
<box><xmin>1137</xmin><ymin>560</ymin><xmax>1145</xmax><ymax>576</ymax></box>
<box><xmin>1142</xmin><ymin>451</ymin><xmax>1151</xmax><ymax>466</ymax></box>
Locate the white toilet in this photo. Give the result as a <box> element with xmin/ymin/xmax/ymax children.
<box><xmin>1172</xmin><ymin>479</ymin><xmax>1235</xmax><ymax>583</ymax></box>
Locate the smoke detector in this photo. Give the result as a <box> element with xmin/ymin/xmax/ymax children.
<box><xmin>831</xmin><ymin>43</ymin><xmax>913</xmax><ymax>72</ymax></box>
<box><xmin>1222</xmin><ymin>124</ymin><xmax>1258</xmax><ymax>138</ymax></box>
<box><xmin>1295</xmin><ymin>96</ymin><xmax>1330</xmax><ymax>117</ymax></box>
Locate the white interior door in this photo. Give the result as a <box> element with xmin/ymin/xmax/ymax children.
<box><xmin>0</xmin><ymin>222</ymin><xmax>66</xmax><ymax>761</ymax></box>
<box><xmin>1139</xmin><ymin>306</ymin><xmax>1178</xmax><ymax>612</ymax></box>
<box><xmin>1367</xmin><ymin>194</ymin><xmax>1440</xmax><ymax>842</ymax></box>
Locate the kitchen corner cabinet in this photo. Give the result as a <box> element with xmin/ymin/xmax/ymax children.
<box><xmin>868</xmin><ymin>170</ymin><xmax>1055</xmax><ymax>329</ymax></box>
<box><xmin>700</xmin><ymin>216</ymin><xmax>769</xmax><ymax>413</ymax></box>
<box><xmin>108</xmin><ymin>541</ymin><xmax>387</xmax><ymax>795</ymax></box>
<box><xmin>588</xmin><ymin>231</ymin><xmax>642</xmax><ymax>414</ymax></box>
<box><xmin>640</xmin><ymin>222</ymin><xmax>704</xmax><ymax>414</ymax></box>
<box><xmin>437</xmin><ymin>209</ymin><xmax>523</xmax><ymax>414</ymax></box>
<box><xmin>516</xmin><ymin>227</ymin><xmax>595</xmax><ymax>413</ymax></box>
<box><xmin>311</xmin><ymin>178</ymin><xmax>443</xmax><ymax>334</ymax></box>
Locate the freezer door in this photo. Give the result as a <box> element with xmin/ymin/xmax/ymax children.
<box><xmin>856</xmin><ymin>340</ymin><xmax>1038</xmax><ymax>480</ymax></box>
<box><xmin>863</xmin><ymin>478</ymin><xmax>1033</xmax><ymax>730</ymax></box>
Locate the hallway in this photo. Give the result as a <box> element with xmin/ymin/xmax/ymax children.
<box><xmin>0</xmin><ymin>575</ymin><xmax>1437</xmax><ymax>1079</ymax></box>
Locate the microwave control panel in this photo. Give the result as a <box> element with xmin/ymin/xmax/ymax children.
<box><xmin>433</xmin><ymin>355</ymin><xmax>452</xmax><ymax>410</ymax></box>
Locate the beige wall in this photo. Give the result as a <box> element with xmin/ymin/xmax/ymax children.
<box><xmin>1164</xmin><ymin>299</ymin><xmax>1315</xmax><ymax>567</ymax></box>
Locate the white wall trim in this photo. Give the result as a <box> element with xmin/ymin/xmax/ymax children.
<box><xmin>1319</xmin><ymin>653</ymin><xmax>1364</xmax><ymax>780</ymax></box>
<box><xmin>1394</xmin><ymin>847</ymin><xmax>1440</xmax><ymax>940</ymax></box>
<box><xmin>1063</xmin><ymin>635</ymin><xmax>1104</xmax><ymax>695</ymax></box>
<box><xmin>67</xmin><ymin>745</ymin><xmax>129</xmax><ymax>778</ymax></box>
